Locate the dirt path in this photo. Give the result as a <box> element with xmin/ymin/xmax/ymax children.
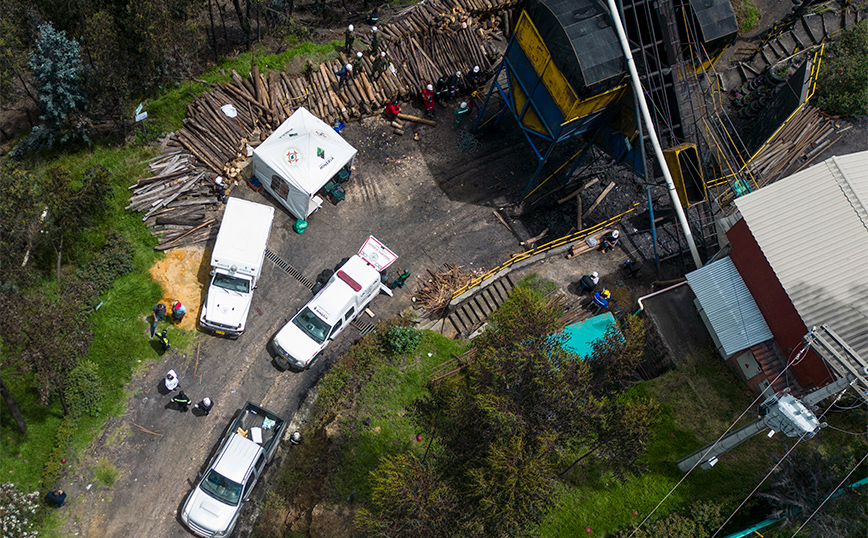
<box><xmin>57</xmin><ymin>103</ymin><xmax>533</xmax><ymax>537</ymax></box>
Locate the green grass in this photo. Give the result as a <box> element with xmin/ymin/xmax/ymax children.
<box><xmin>94</xmin><ymin>458</ymin><xmax>119</xmax><ymax>487</ymax></box>
<box><xmin>538</xmin><ymin>351</ymin><xmax>769</xmax><ymax>537</ymax></box>
<box><xmin>140</xmin><ymin>40</ymin><xmax>341</xmax><ymax>135</ymax></box>
<box><xmin>0</xmin><ymin>371</ymin><xmax>66</xmax><ymax>489</ymax></box>
<box><xmin>735</xmin><ymin>0</ymin><xmax>761</xmax><ymax>33</ymax></box>
<box><xmin>328</xmin><ymin>331</ymin><xmax>469</xmax><ymax>503</ymax></box>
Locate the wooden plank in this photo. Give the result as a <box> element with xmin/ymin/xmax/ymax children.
<box><xmin>582</xmin><ymin>182</ymin><xmax>615</xmax><ymax>219</ymax></box>
<box><xmin>473</xmin><ymin>295</ymin><xmax>493</xmax><ymax>317</ymax></box>
<box><xmin>557</xmin><ymin>177</ymin><xmax>599</xmax><ymax>204</ymax></box>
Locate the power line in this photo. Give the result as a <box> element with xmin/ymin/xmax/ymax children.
<box><xmin>628</xmin><ymin>340</ymin><xmax>813</xmax><ymax>537</ymax></box>
<box><xmin>709</xmin><ymin>391</ymin><xmax>845</xmax><ymax>538</ymax></box>
<box><xmin>789</xmin><ymin>451</ymin><xmax>868</xmax><ymax>538</ymax></box>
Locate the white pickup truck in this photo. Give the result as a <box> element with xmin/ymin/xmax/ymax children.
<box><xmin>272</xmin><ymin>236</ymin><xmax>397</xmax><ymax>370</ymax></box>
<box><xmin>181</xmin><ymin>402</ymin><xmax>286</xmax><ymax>538</ymax></box>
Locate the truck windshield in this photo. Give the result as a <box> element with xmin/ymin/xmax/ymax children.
<box><xmin>292</xmin><ymin>307</ymin><xmax>331</xmax><ymax>344</ymax></box>
<box><xmin>213</xmin><ymin>272</ymin><xmax>250</xmax><ymax>293</ymax></box>
<box><xmin>200</xmin><ymin>470</ymin><xmax>242</xmax><ymax>506</ymax></box>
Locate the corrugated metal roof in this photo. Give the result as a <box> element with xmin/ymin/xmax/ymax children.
<box><xmin>686</xmin><ymin>257</ymin><xmax>774</xmax><ymax>356</ymax></box>
<box><xmin>735</xmin><ymin>151</ymin><xmax>868</xmax><ymax>361</ymax></box>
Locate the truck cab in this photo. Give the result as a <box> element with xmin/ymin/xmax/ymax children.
<box><xmin>273</xmin><ymin>236</ymin><xmax>397</xmax><ymax>370</ymax></box>
<box><xmin>181</xmin><ymin>402</ymin><xmax>286</xmax><ymax>538</ymax></box>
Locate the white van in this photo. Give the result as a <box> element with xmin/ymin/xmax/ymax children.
<box><xmin>273</xmin><ymin>236</ymin><xmax>397</xmax><ymax>370</ymax></box>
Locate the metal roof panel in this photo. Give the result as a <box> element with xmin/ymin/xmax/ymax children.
<box><xmin>686</xmin><ymin>256</ymin><xmax>774</xmax><ymax>355</ymax></box>
<box><xmin>735</xmin><ymin>151</ymin><xmax>868</xmax><ymax>360</ymax></box>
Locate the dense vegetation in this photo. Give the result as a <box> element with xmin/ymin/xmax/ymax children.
<box><xmin>814</xmin><ymin>21</ymin><xmax>868</xmax><ymax>117</ymax></box>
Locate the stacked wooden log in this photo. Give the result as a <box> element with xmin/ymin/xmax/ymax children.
<box><xmin>128</xmin><ymin>0</ymin><xmax>521</xmax><ymax>249</ymax></box>
<box><xmin>128</xmin><ymin>151</ymin><xmax>222</xmax><ymax>250</ymax></box>
<box><xmin>747</xmin><ymin>105</ymin><xmax>837</xmax><ymax>186</ymax></box>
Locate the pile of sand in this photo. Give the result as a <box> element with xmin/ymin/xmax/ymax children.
<box><xmin>149</xmin><ymin>246</ymin><xmax>212</xmax><ymax>331</ymax></box>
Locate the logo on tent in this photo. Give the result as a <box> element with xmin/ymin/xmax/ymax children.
<box><xmin>317</xmin><ymin>147</ymin><xmax>326</xmax><ymax>159</ymax></box>
<box><xmin>313</xmin><ymin>129</ymin><xmax>329</xmax><ymax>139</ymax></box>
<box><xmin>284</xmin><ymin>147</ymin><xmax>302</xmax><ymax>166</ymax></box>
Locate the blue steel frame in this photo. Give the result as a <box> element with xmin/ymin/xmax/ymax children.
<box><xmin>473</xmin><ymin>34</ymin><xmax>617</xmax><ymax>200</ymax></box>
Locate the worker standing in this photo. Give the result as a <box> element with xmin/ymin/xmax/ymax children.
<box><xmin>171</xmin><ymin>391</ymin><xmax>192</xmax><ymax>412</ymax></box>
<box><xmin>434</xmin><ymin>75</ymin><xmax>448</xmax><ymax>103</ymax></box>
<box><xmin>344</xmin><ymin>24</ymin><xmax>355</xmax><ymax>53</ymax></box>
<box><xmin>447</xmin><ymin>71</ymin><xmax>463</xmax><ymax>98</ymax></box>
<box><xmin>372</xmin><ymin>51</ymin><xmax>387</xmax><ymax>81</ymax></box>
<box><xmin>370</xmin><ymin>26</ymin><xmax>380</xmax><ymax>57</ymax></box>
<box><xmin>335</xmin><ymin>63</ymin><xmax>353</xmax><ymax>90</ymax></box>
<box><xmin>467</xmin><ymin>65</ymin><xmax>484</xmax><ymax>89</ymax></box>
<box><xmin>454</xmin><ymin>102</ymin><xmax>469</xmax><ymax>128</ymax></box>
<box><xmin>352</xmin><ymin>51</ymin><xmax>365</xmax><ymax>78</ymax></box>
<box><xmin>422</xmin><ymin>84</ymin><xmax>435</xmax><ymax>117</ymax></box>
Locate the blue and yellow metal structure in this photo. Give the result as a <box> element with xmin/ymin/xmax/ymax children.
<box><xmin>473</xmin><ymin>10</ymin><xmax>629</xmax><ymax>200</ymax></box>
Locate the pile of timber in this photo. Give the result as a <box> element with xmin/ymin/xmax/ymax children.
<box><xmin>128</xmin><ymin>151</ymin><xmax>222</xmax><ymax>251</ymax></box>
<box><xmin>747</xmin><ymin>105</ymin><xmax>839</xmax><ymax>185</ymax></box>
<box><xmin>414</xmin><ymin>264</ymin><xmax>483</xmax><ymax>315</ymax></box>
<box><xmin>128</xmin><ymin>0</ymin><xmax>520</xmax><ymax>248</ymax></box>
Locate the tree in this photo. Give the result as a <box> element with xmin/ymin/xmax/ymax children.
<box><xmin>757</xmin><ymin>447</ymin><xmax>868</xmax><ymax>538</ymax></box>
<box><xmin>357</xmin><ymin>454</ymin><xmax>463</xmax><ymax>538</ymax></box>
<box><xmin>40</xmin><ymin>165</ymin><xmax>112</xmax><ymax>282</ymax></box>
<box><xmin>814</xmin><ymin>21</ymin><xmax>868</xmax><ymax>116</ymax></box>
<box><xmin>11</xmin><ymin>22</ymin><xmax>89</xmax><ymax>156</ymax></box>
<box><xmin>0</xmin><ymin>162</ymin><xmax>43</xmax><ymax>285</ymax></box>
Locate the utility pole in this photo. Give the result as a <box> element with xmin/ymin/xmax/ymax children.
<box><xmin>677</xmin><ymin>325</ymin><xmax>868</xmax><ymax>472</ymax></box>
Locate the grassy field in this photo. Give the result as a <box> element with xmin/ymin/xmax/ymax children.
<box><xmin>1</xmin><ymin>35</ymin><xmax>355</xmax><ymax>498</ymax></box>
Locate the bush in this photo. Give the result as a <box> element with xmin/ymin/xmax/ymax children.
<box><xmin>386</xmin><ymin>326</ymin><xmax>422</xmax><ymax>355</ymax></box>
<box><xmin>41</xmin><ymin>416</ymin><xmax>78</xmax><ymax>487</ymax></box>
<box><xmin>616</xmin><ymin>502</ymin><xmax>724</xmax><ymax>538</ymax></box>
<box><xmin>79</xmin><ymin>232</ymin><xmax>135</xmax><ymax>295</ymax></box>
<box><xmin>814</xmin><ymin>21</ymin><xmax>868</xmax><ymax>116</ymax></box>
<box><xmin>64</xmin><ymin>360</ymin><xmax>105</xmax><ymax>418</ymax></box>
<box><xmin>0</xmin><ymin>482</ymin><xmax>40</xmax><ymax>538</ymax></box>
<box><xmin>734</xmin><ymin>0</ymin><xmax>761</xmax><ymax>33</ymax></box>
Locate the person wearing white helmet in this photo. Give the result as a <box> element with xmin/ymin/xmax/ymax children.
<box><xmin>600</xmin><ymin>229</ymin><xmax>621</xmax><ymax>253</ymax></box>
<box><xmin>422</xmin><ymin>83</ymin><xmax>435</xmax><ymax>116</ymax></box>
<box><xmin>447</xmin><ymin>71</ymin><xmax>463</xmax><ymax>98</ymax></box>
<box><xmin>370</xmin><ymin>26</ymin><xmax>381</xmax><ymax>57</ymax></box>
<box><xmin>345</xmin><ymin>25</ymin><xmax>355</xmax><ymax>53</ymax></box>
<box><xmin>352</xmin><ymin>51</ymin><xmax>365</xmax><ymax>76</ymax></box>
<box><xmin>468</xmin><ymin>65</ymin><xmax>483</xmax><ymax>87</ymax></box>
<box><xmin>579</xmin><ymin>271</ymin><xmax>600</xmax><ymax>294</ymax></box>
<box><xmin>454</xmin><ymin>101</ymin><xmax>469</xmax><ymax>128</ymax></box>
<box><xmin>335</xmin><ymin>63</ymin><xmax>353</xmax><ymax>90</ymax></box>
<box><xmin>372</xmin><ymin>51</ymin><xmax>388</xmax><ymax>81</ymax></box>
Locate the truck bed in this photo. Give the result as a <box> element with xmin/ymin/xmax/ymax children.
<box><xmin>231</xmin><ymin>403</ymin><xmax>286</xmax><ymax>457</ymax></box>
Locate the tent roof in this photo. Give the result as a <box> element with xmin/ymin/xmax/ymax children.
<box><xmin>253</xmin><ymin>107</ymin><xmax>357</xmax><ymax>196</ymax></box>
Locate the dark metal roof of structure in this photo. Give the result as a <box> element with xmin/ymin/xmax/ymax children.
<box><xmin>527</xmin><ymin>0</ymin><xmax>625</xmax><ymax>95</ymax></box>
<box><xmin>689</xmin><ymin>0</ymin><xmax>738</xmax><ymax>42</ymax></box>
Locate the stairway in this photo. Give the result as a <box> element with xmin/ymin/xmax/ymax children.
<box><xmin>445</xmin><ymin>274</ymin><xmax>516</xmax><ymax>337</ymax></box>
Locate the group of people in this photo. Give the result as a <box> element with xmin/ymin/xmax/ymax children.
<box><xmin>164</xmin><ymin>369</ymin><xmax>214</xmax><ymax>415</ymax></box>
<box><xmin>151</xmin><ymin>300</ymin><xmax>187</xmax><ymax>350</ymax></box>
<box><xmin>421</xmin><ymin>65</ymin><xmax>486</xmax><ymax>124</ymax></box>
<box><xmin>337</xmin><ymin>24</ymin><xmax>391</xmax><ymax>90</ymax></box>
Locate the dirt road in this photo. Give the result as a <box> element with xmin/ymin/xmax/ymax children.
<box><xmin>58</xmin><ymin>106</ymin><xmax>539</xmax><ymax>537</ymax></box>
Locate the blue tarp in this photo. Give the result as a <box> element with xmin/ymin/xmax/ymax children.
<box><xmin>562</xmin><ymin>313</ymin><xmax>621</xmax><ymax>359</ymax></box>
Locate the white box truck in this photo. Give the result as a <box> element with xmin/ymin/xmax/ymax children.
<box><xmin>272</xmin><ymin>236</ymin><xmax>397</xmax><ymax>370</ymax></box>
<box><xmin>200</xmin><ymin>198</ymin><xmax>275</xmax><ymax>338</ymax></box>
<box><xmin>181</xmin><ymin>401</ymin><xmax>286</xmax><ymax>538</ymax></box>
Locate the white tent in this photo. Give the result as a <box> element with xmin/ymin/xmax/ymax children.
<box><xmin>253</xmin><ymin>107</ymin><xmax>357</xmax><ymax>219</ymax></box>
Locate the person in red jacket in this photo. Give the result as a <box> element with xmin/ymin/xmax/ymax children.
<box><xmin>422</xmin><ymin>84</ymin><xmax>435</xmax><ymax>117</ymax></box>
<box><xmin>386</xmin><ymin>100</ymin><xmax>401</xmax><ymax>117</ymax></box>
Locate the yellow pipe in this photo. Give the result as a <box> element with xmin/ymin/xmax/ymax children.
<box><xmin>525</xmin><ymin>148</ymin><xmax>584</xmax><ymax>200</ymax></box>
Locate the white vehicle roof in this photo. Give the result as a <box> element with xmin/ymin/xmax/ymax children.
<box><xmin>309</xmin><ymin>256</ymin><xmax>380</xmax><ymax>324</ymax></box>
<box><xmin>211</xmin><ymin>198</ymin><xmax>275</xmax><ymax>275</ymax></box>
<box><xmin>213</xmin><ymin>434</ymin><xmax>262</xmax><ymax>484</ymax></box>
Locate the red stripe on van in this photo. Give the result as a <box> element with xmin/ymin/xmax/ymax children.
<box><xmin>337</xmin><ymin>270</ymin><xmax>362</xmax><ymax>291</ymax></box>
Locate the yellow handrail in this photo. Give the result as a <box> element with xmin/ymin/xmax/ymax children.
<box><xmin>451</xmin><ymin>203</ymin><xmax>640</xmax><ymax>299</ymax></box>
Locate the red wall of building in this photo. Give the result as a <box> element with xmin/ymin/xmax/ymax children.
<box><xmin>726</xmin><ymin>219</ymin><xmax>831</xmax><ymax>388</ymax></box>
